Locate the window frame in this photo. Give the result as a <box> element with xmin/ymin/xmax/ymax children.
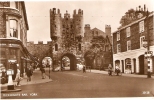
<box><xmin>139</xmin><ymin>20</ymin><xmax>144</xmax><ymax>33</ymax></box>
<box><xmin>117</xmin><ymin>31</ymin><xmax>120</xmax><ymax>41</ymax></box>
<box><xmin>117</xmin><ymin>43</ymin><xmax>121</xmax><ymax>53</ymax></box>
<box><xmin>140</xmin><ymin>36</ymin><xmax>145</xmax><ymax>48</ymax></box>
<box><xmin>126</xmin><ymin>27</ymin><xmax>131</xmax><ymax>37</ymax></box>
<box><xmin>127</xmin><ymin>40</ymin><xmax>131</xmax><ymax>51</ymax></box>
<box><xmin>9</xmin><ymin>19</ymin><xmax>18</xmax><ymax>38</ymax></box>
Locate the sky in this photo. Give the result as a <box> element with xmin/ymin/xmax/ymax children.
<box><xmin>25</xmin><ymin>0</ymin><xmax>154</xmax><ymax>44</ymax></box>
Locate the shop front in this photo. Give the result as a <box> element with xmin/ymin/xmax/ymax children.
<box><xmin>0</xmin><ymin>39</ymin><xmax>35</xmax><ymax>82</ymax></box>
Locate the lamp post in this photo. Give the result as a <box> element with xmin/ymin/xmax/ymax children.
<box><xmin>143</xmin><ymin>10</ymin><xmax>153</xmax><ymax>78</ymax></box>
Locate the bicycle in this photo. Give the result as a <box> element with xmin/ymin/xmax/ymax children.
<box><xmin>108</xmin><ymin>69</ymin><xmax>122</xmax><ymax>76</ymax></box>
<box><xmin>113</xmin><ymin>69</ymin><xmax>122</xmax><ymax>76</ymax></box>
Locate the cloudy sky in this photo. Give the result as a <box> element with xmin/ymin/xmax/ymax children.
<box><xmin>25</xmin><ymin>0</ymin><xmax>154</xmax><ymax>44</ymax></box>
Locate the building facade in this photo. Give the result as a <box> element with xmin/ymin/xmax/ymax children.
<box><xmin>0</xmin><ymin>1</ymin><xmax>33</xmax><ymax>79</ymax></box>
<box><xmin>112</xmin><ymin>5</ymin><xmax>154</xmax><ymax>74</ymax></box>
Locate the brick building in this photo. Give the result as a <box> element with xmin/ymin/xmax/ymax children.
<box><xmin>112</xmin><ymin>5</ymin><xmax>154</xmax><ymax>74</ymax></box>
<box><xmin>0</xmin><ymin>1</ymin><xmax>35</xmax><ymax>80</ymax></box>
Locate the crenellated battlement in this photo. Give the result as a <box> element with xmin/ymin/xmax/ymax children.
<box><xmin>105</xmin><ymin>25</ymin><xmax>111</xmax><ymax>28</ymax></box>
<box><xmin>50</xmin><ymin>8</ymin><xmax>83</xmax><ymax>18</ymax></box>
<box><xmin>73</xmin><ymin>9</ymin><xmax>83</xmax><ymax>16</ymax></box>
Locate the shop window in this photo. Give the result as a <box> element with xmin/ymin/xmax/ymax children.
<box><xmin>126</xmin><ymin>27</ymin><xmax>131</xmax><ymax>37</ymax></box>
<box><xmin>127</xmin><ymin>40</ymin><xmax>131</xmax><ymax>50</ymax></box>
<box><xmin>125</xmin><ymin>58</ymin><xmax>131</xmax><ymax>74</ymax></box>
<box><xmin>139</xmin><ymin>21</ymin><xmax>144</xmax><ymax>33</ymax></box>
<box><xmin>140</xmin><ymin>36</ymin><xmax>145</xmax><ymax>48</ymax></box>
<box><xmin>117</xmin><ymin>31</ymin><xmax>120</xmax><ymax>41</ymax></box>
<box><xmin>10</xmin><ymin>19</ymin><xmax>18</xmax><ymax>38</ymax></box>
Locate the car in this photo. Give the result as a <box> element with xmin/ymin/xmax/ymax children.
<box><xmin>76</xmin><ymin>64</ymin><xmax>84</xmax><ymax>71</ymax></box>
<box><xmin>54</xmin><ymin>66</ymin><xmax>61</xmax><ymax>71</ymax></box>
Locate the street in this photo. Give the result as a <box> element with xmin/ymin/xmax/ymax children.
<box><xmin>1</xmin><ymin>70</ymin><xmax>154</xmax><ymax>99</ymax></box>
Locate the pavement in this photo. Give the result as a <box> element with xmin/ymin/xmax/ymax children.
<box><xmin>86</xmin><ymin>69</ymin><xmax>154</xmax><ymax>79</ymax></box>
<box><xmin>1</xmin><ymin>68</ymin><xmax>153</xmax><ymax>88</ymax></box>
<box><xmin>0</xmin><ymin>68</ymin><xmax>52</xmax><ymax>88</ymax></box>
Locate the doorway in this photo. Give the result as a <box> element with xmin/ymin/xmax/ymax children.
<box><xmin>139</xmin><ymin>55</ymin><xmax>145</xmax><ymax>74</ymax></box>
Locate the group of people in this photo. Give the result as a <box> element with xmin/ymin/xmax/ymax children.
<box><xmin>1</xmin><ymin>61</ymin><xmax>47</xmax><ymax>86</ymax></box>
<box><xmin>108</xmin><ymin>64</ymin><xmax>121</xmax><ymax>76</ymax></box>
<box><xmin>15</xmin><ymin>63</ymin><xmax>33</xmax><ymax>86</ymax></box>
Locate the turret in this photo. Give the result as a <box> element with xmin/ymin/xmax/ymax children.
<box><xmin>73</xmin><ymin>9</ymin><xmax>84</xmax><ymax>39</ymax></box>
<box><xmin>105</xmin><ymin>25</ymin><xmax>112</xmax><ymax>44</ymax></box>
<box><xmin>84</xmin><ymin>24</ymin><xmax>91</xmax><ymax>30</ymax></box>
<box><xmin>105</xmin><ymin>25</ymin><xmax>111</xmax><ymax>36</ymax></box>
<box><xmin>50</xmin><ymin>8</ymin><xmax>62</xmax><ymax>41</ymax></box>
<box><xmin>84</xmin><ymin>24</ymin><xmax>91</xmax><ymax>41</ymax></box>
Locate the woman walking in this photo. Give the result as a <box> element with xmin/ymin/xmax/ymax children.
<box><xmin>15</xmin><ymin>64</ymin><xmax>22</xmax><ymax>86</ymax></box>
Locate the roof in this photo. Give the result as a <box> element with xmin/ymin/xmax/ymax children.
<box><xmin>91</xmin><ymin>27</ymin><xmax>106</xmax><ymax>38</ymax></box>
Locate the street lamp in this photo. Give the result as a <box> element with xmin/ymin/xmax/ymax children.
<box><xmin>142</xmin><ymin>10</ymin><xmax>153</xmax><ymax>78</ymax></box>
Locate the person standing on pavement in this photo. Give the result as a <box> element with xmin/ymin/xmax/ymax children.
<box><xmin>83</xmin><ymin>64</ymin><xmax>86</xmax><ymax>73</ymax></box>
<box><xmin>26</xmin><ymin>65</ymin><xmax>32</xmax><ymax>82</ymax></box>
<box><xmin>108</xmin><ymin>64</ymin><xmax>113</xmax><ymax>76</ymax></box>
<box><xmin>40</xmin><ymin>64</ymin><xmax>46</xmax><ymax>79</ymax></box>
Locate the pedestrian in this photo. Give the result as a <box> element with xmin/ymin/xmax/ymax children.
<box><xmin>1</xmin><ymin>68</ymin><xmax>7</xmax><ymax>84</ymax></box>
<box><xmin>108</xmin><ymin>64</ymin><xmax>113</xmax><ymax>76</ymax></box>
<box><xmin>26</xmin><ymin>66</ymin><xmax>32</xmax><ymax>82</ymax></box>
<box><xmin>40</xmin><ymin>64</ymin><xmax>46</xmax><ymax>79</ymax></box>
<box><xmin>83</xmin><ymin>65</ymin><xmax>86</xmax><ymax>73</ymax></box>
<box><xmin>115</xmin><ymin>64</ymin><xmax>120</xmax><ymax>76</ymax></box>
<box><xmin>15</xmin><ymin>64</ymin><xmax>22</xmax><ymax>86</ymax></box>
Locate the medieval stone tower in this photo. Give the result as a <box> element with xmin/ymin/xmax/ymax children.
<box><xmin>50</xmin><ymin>8</ymin><xmax>84</xmax><ymax>70</ymax></box>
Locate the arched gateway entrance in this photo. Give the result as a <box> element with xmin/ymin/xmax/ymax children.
<box><xmin>61</xmin><ymin>53</ymin><xmax>77</xmax><ymax>71</ymax></box>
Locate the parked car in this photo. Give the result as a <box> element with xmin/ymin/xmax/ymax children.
<box><xmin>77</xmin><ymin>63</ymin><xmax>84</xmax><ymax>71</ymax></box>
<box><xmin>54</xmin><ymin>66</ymin><xmax>61</xmax><ymax>71</ymax></box>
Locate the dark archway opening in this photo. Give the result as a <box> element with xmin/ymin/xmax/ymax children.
<box><xmin>61</xmin><ymin>53</ymin><xmax>76</xmax><ymax>71</ymax></box>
